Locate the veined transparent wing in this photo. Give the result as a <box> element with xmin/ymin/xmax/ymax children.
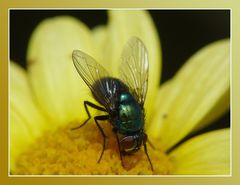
<box><xmin>72</xmin><ymin>50</ymin><xmax>118</xmax><ymax>110</ymax></box>
<box><xmin>119</xmin><ymin>37</ymin><xmax>149</xmax><ymax>107</ymax></box>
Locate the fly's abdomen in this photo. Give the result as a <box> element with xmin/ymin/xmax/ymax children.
<box><xmin>113</xmin><ymin>92</ymin><xmax>144</xmax><ymax>134</ymax></box>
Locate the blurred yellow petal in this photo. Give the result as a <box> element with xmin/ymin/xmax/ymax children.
<box><xmin>92</xmin><ymin>25</ymin><xmax>107</xmax><ymax>64</ymax></box>
<box><xmin>11</xmin><ymin>111</ymin><xmax>33</xmax><ymax>173</ymax></box>
<box><xmin>169</xmin><ymin>129</ymin><xmax>230</xmax><ymax>175</ymax></box>
<box><xmin>27</xmin><ymin>16</ymin><xmax>98</xmax><ymax>127</ymax></box>
<box><xmin>148</xmin><ymin>39</ymin><xmax>230</xmax><ymax>150</ymax></box>
<box><xmin>99</xmin><ymin>10</ymin><xmax>161</xmax><ymax>124</ymax></box>
<box><xmin>147</xmin><ymin>80</ymin><xmax>176</xmax><ymax>134</ymax></box>
<box><xmin>193</xmin><ymin>88</ymin><xmax>230</xmax><ymax>132</ymax></box>
<box><xmin>10</xmin><ymin>62</ymin><xmax>47</xmax><ymax>172</ymax></box>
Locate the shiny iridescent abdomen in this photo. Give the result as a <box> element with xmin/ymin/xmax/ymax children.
<box><xmin>92</xmin><ymin>77</ymin><xmax>144</xmax><ymax>135</ymax></box>
<box><xmin>115</xmin><ymin>92</ymin><xmax>144</xmax><ymax>135</ymax></box>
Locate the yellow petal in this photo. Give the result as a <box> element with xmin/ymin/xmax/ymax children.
<box><xmin>193</xmin><ymin>88</ymin><xmax>230</xmax><ymax>132</ymax></box>
<box><xmin>148</xmin><ymin>39</ymin><xmax>230</xmax><ymax>150</ymax></box>
<box><xmin>92</xmin><ymin>25</ymin><xmax>107</xmax><ymax>64</ymax></box>
<box><xmin>169</xmin><ymin>129</ymin><xmax>230</xmax><ymax>175</ymax></box>
<box><xmin>10</xmin><ymin>62</ymin><xmax>47</xmax><ymax>172</ymax></box>
<box><xmin>100</xmin><ymin>10</ymin><xmax>161</xmax><ymax>124</ymax></box>
<box><xmin>147</xmin><ymin>80</ymin><xmax>176</xmax><ymax>133</ymax></box>
<box><xmin>27</xmin><ymin>16</ymin><xmax>98</xmax><ymax>127</ymax></box>
<box><xmin>11</xmin><ymin>110</ymin><xmax>33</xmax><ymax>173</ymax></box>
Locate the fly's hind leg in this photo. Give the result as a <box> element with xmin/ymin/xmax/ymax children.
<box><xmin>71</xmin><ymin>100</ymin><xmax>107</xmax><ymax>130</ymax></box>
<box><xmin>144</xmin><ymin>142</ymin><xmax>154</xmax><ymax>171</ymax></box>
<box><xmin>115</xmin><ymin>133</ymin><xmax>124</xmax><ymax>167</ymax></box>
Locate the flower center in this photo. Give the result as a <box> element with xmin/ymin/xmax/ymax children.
<box><xmin>13</xmin><ymin>121</ymin><xmax>172</xmax><ymax>175</ymax></box>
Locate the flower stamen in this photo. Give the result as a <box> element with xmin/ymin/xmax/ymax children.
<box><xmin>13</xmin><ymin>121</ymin><xmax>172</xmax><ymax>175</ymax></box>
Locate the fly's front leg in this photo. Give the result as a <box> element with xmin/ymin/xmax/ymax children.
<box><xmin>94</xmin><ymin>115</ymin><xmax>109</xmax><ymax>163</ymax></box>
<box><xmin>71</xmin><ymin>100</ymin><xmax>107</xmax><ymax>130</ymax></box>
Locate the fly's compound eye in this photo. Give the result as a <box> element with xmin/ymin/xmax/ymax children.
<box><xmin>120</xmin><ymin>136</ymin><xmax>138</xmax><ymax>153</ymax></box>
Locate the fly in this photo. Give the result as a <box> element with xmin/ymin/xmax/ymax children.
<box><xmin>72</xmin><ymin>37</ymin><xmax>153</xmax><ymax>171</ymax></box>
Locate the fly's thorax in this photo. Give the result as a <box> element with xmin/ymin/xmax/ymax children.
<box><xmin>91</xmin><ymin>77</ymin><xmax>129</xmax><ymax>110</ymax></box>
<box><xmin>112</xmin><ymin>92</ymin><xmax>144</xmax><ymax>135</ymax></box>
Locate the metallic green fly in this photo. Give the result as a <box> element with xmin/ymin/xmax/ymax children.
<box><xmin>72</xmin><ymin>37</ymin><xmax>153</xmax><ymax>171</ymax></box>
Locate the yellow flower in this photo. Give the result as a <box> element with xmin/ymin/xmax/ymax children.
<box><xmin>10</xmin><ymin>10</ymin><xmax>230</xmax><ymax>175</ymax></box>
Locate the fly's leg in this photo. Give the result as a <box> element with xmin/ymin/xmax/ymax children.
<box><xmin>94</xmin><ymin>115</ymin><xmax>109</xmax><ymax>163</ymax></box>
<box><xmin>71</xmin><ymin>101</ymin><xmax>109</xmax><ymax>163</ymax></box>
<box><xmin>143</xmin><ymin>142</ymin><xmax>154</xmax><ymax>171</ymax></box>
<box><xmin>147</xmin><ymin>139</ymin><xmax>156</xmax><ymax>150</ymax></box>
<box><xmin>115</xmin><ymin>133</ymin><xmax>124</xmax><ymax>167</ymax></box>
<box><xmin>71</xmin><ymin>100</ymin><xmax>107</xmax><ymax>130</ymax></box>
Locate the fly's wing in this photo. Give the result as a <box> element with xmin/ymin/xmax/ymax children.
<box><xmin>119</xmin><ymin>37</ymin><xmax>149</xmax><ymax>107</ymax></box>
<box><xmin>72</xmin><ymin>50</ymin><xmax>117</xmax><ymax>110</ymax></box>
